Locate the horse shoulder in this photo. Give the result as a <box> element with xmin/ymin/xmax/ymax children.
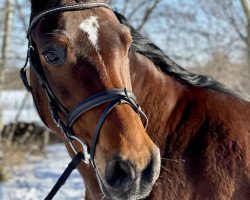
<box><xmin>180</xmin><ymin>87</ymin><xmax>250</xmax><ymax>199</ymax></box>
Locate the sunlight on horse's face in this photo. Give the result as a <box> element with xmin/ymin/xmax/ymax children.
<box><xmin>30</xmin><ymin>4</ymin><xmax>160</xmax><ymax>200</ymax></box>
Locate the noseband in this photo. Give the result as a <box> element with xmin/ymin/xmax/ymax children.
<box><xmin>20</xmin><ymin>2</ymin><xmax>148</xmax><ymax>167</ymax></box>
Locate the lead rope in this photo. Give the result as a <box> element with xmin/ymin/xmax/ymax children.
<box><xmin>44</xmin><ymin>152</ymin><xmax>84</xmax><ymax>200</ymax></box>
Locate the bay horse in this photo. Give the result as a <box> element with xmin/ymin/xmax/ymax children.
<box><xmin>21</xmin><ymin>0</ymin><xmax>250</xmax><ymax>199</ymax></box>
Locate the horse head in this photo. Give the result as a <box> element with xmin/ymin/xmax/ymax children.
<box><xmin>26</xmin><ymin>0</ymin><xmax>161</xmax><ymax>199</ymax></box>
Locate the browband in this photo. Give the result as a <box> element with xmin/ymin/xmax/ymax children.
<box><xmin>27</xmin><ymin>2</ymin><xmax>111</xmax><ymax>38</ymax></box>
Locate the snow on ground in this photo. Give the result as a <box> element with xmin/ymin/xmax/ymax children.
<box><xmin>1</xmin><ymin>90</ymin><xmax>42</xmax><ymax>125</ymax></box>
<box><xmin>0</xmin><ymin>144</ymin><xmax>85</xmax><ymax>200</ymax></box>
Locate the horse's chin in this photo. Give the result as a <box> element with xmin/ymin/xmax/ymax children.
<box><xmin>96</xmin><ymin>171</ymin><xmax>155</xmax><ymax>200</ymax></box>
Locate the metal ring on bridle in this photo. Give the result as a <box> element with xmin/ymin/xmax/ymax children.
<box><xmin>69</xmin><ymin>135</ymin><xmax>90</xmax><ymax>164</ymax></box>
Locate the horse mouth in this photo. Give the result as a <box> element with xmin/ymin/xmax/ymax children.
<box><xmin>97</xmin><ymin>174</ymin><xmax>155</xmax><ymax>200</ymax></box>
<box><xmin>95</xmin><ymin>158</ymin><xmax>160</xmax><ymax>200</ymax></box>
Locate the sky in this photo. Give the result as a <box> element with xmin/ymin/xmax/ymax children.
<box><xmin>0</xmin><ymin>0</ymin><xmax>246</xmax><ymax>70</ymax></box>
<box><xmin>1</xmin><ymin>0</ymin><xmax>194</xmax><ymax>69</ymax></box>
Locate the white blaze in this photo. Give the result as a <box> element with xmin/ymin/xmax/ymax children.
<box><xmin>79</xmin><ymin>16</ymin><xmax>99</xmax><ymax>50</ymax></box>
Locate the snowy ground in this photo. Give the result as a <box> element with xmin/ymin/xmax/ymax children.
<box><xmin>0</xmin><ymin>91</ymin><xmax>85</xmax><ymax>199</ymax></box>
<box><xmin>1</xmin><ymin>91</ymin><xmax>42</xmax><ymax>125</ymax></box>
<box><xmin>0</xmin><ymin>144</ymin><xmax>85</xmax><ymax>200</ymax></box>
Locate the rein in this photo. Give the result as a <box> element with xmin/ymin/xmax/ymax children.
<box><xmin>20</xmin><ymin>2</ymin><xmax>148</xmax><ymax>199</ymax></box>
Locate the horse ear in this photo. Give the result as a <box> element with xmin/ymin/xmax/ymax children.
<box><xmin>77</xmin><ymin>0</ymin><xmax>111</xmax><ymax>3</ymax></box>
<box><xmin>30</xmin><ymin>0</ymin><xmax>45</xmax><ymax>6</ymax></box>
<box><xmin>30</xmin><ymin>0</ymin><xmax>45</xmax><ymax>10</ymax></box>
<box><xmin>30</xmin><ymin>0</ymin><xmax>50</xmax><ymax>17</ymax></box>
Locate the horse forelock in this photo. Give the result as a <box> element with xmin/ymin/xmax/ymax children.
<box><xmin>30</xmin><ymin>0</ymin><xmax>111</xmax><ymax>17</ymax></box>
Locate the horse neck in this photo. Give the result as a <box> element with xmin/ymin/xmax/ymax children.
<box><xmin>129</xmin><ymin>51</ymin><xmax>186</xmax><ymax>144</ymax></box>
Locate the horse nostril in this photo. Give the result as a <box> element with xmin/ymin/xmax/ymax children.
<box><xmin>142</xmin><ymin>149</ymin><xmax>161</xmax><ymax>183</ymax></box>
<box><xmin>105</xmin><ymin>158</ymin><xmax>135</xmax><ymax>189</ymax></box>
<box><xmin>142</xmin><ymin>158</ymin><xmax>154</xmax><ymax>182</ymax></box>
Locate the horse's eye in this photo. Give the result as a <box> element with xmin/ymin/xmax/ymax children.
<box><xmin>42</xmin><ymin>49</ymin><xmax>62</xmax><ymax>65</ymax></box>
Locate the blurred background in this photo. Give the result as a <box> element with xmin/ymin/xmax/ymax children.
<box><xmin>0</xmin><ymin>0</ymin><xmax>249</xmax><ymax>199</ymax></box>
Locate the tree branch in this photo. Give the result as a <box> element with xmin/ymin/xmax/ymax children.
<box><xmin>127</xmin><ymin>1</ymin><xmax>145</xmax><ymax>22</ymax></box>
<box><xmin>241</xmin><ymin>0</ymin><xmax>250</xmax><ymax>21</ymax></box>
<box><xmin>14</xmin><ymin>0</ymin><xmax>28</xmax><ymax>32</ymax></box>
<box><xmin>136</xmin><ymin>0</ymin><xmax>161</xmax><ymax>31</ymax></box>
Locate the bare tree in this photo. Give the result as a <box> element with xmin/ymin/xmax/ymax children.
<box><xmin>111</xmin><ymin>0</ymin><xmax>162</xmax><ymax>31</ymax></box>
<box><xmin>160</xmin><ymin>0</ymin><xmax>248</xmax><ymax>68</ymax></box>
<box><xmin>241</xmin><ymin>0</ymin><xmax>250</xmax><ymax>70</ymax></box>
<box><xmin>0</xmin><ymin>0</ymin><xmax>14</xmax><ymax>85</ymax></box>
<box><xmin>111</xmin><ymin>0</ymin><xmax>250</xmax><ymax>70</ymax></box>
<box><xmin>195</xmin><ymin>0</ymin><xmax>248</xmax><ymax>67</ymax></box>
<box><xmin>0</xmin><ymin>0</ymin><xmax>14</xmax><ymax>133</ymax></box>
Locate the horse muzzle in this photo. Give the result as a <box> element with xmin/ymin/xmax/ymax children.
<box><xmin>97</xmin><ymin>147</ymin><xmax>161</xmax><ymax>200</ymax></box>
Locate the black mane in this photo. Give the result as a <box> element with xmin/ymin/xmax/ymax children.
<box><xmin>114</xmin><ymin>12</ymin><xmax>240</xmax><ymax>98</ymax></box>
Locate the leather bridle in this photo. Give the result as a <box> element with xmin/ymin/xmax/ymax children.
<box><xmin>20</xmin><ymin>2</ymin><xmax>148</xmax><ymax>167</ymax></box>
